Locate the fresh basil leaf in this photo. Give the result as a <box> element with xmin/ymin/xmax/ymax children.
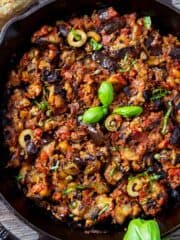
<box><xmin>123</xmin><ymin>218</ymin><xmax>161</xmax><ymax>240</ymax></box>
<box><xmin>98</xmin><ymin>81</ymin><xmax>114</xmax><ymax>106</ymax></box>
<box><xmin>82</xmin><ymin>106</ymin><xmax>107</xmax><ymax>124</ymax></box>
<box><xmin>113</xmin><ymin>105</ymin><xmax>143</xmax><ymax>118</ymax></box>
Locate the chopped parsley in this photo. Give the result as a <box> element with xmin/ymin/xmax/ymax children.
<box><xmin>89</xmin><ymin>38</ymin><xmax>103</xmax><ymax>51</ymax></box>
<box><xmin>98</xmin><ymin>203</ymin><xmax>109</xmax><ymax>216</ymax></box>
<box><xmin>150</xmin><ymin>88</ymin><xmax>170</xmax><ymax>101</ymax></box>
<box><xmin>71</xmin><ymin>29</ymin><xmax>81</xmax><ymax>41</ymax></box>
<box><xmin>15</xmin><ymin>174</ymin><xmax>23</xmax><ymax>181</ymax></box>
<box><xmin>34</xmin><ymin>100</ymin><xmax>49</xmax><ymax>111</ymax></box>
<box><xmin>161</xmin><ymin>101</ymin><xmax>173</xmax><ymax>135</ymax></box>
<box><xmin>50</xmin><ymin>161</ymin><xmax>59</xmax><ymax>171</ymax></box>
<box><xmin>119</xmin><ymin>59</ymin><xmax>137</xmax><ymax>73</ymax></box>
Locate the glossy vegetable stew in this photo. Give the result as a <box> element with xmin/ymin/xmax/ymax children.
<box><xmin>2</xmin><ymin>6</ymin><xmax>180</xmax><ymax>229</ymax></box>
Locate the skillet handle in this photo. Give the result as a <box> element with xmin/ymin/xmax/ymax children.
<box><xmin>0</xmin><ymin>223</ymin><xmax>10</xmax><ymax>240</ymax></box>
<box><xmin>156</xmin><ymin>0</ymin><xmax>180</xmax><ymax>12</ymax></box>
<box><xmin>0</xmin><ymin>194</ymin><xmax>41</xmax><ymax>240</ymax></box>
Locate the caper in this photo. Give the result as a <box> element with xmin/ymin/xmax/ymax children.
<box><xmin>113</xmin><ymin>105</ymin><xmax>143</xmax><ymax>118</ymax></box>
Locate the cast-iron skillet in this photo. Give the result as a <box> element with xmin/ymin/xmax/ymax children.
<box><xmin>0</xmin><ymin>0</ymin><xmax>179</xmax><ymax>239</ymax></box>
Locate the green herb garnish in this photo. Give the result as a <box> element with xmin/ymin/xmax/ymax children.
<box><xmin>50</xmin><ymin>161</ymin><xmax>59</xmax><ymax>171</ymax></box>
<box><xmin>71</xmin><ymin>29</ymin><xmax>81</xmax><ymax>41</ymax></box>
<box><xmin>98</xmin><ymin>203</ymin><xmax>109</xmax><ymax>216</ymax></box>
<box><xmin>150</xmin><ymin>88</ymin><xmax>170</xmax><ymax>101</ymax></box>
<box><xmin>76</xmin><ymin>184</ymin><xmax>90</xmax><ymax>190</ymax></box>
<box><xmin>119</xmin><ymin>59</ymin><xmax>137</xmax><ymax>73</ymax></box>
<box><xmin>63</xmin><ymin>187</ymin><xmax>75</xmax><ymax>195</ymax></box>
<box><xmin>109</xmin><ymin>167</ymin><xmax>118</xmax><ymax>177</ymax></box>
<box><xmin>110</xmin><ymin>146</ymin><xmax>120</xmax><ymax>152</ymax></box>
<box><xmin>35</xmin><ymin>101</ymin><xmax>49</xmax><ymax>111</ymax></box>
<box><xmin>161</xmin><ymin>101</ymin><xmax>173</xmax><ymax>135</ymax></box>
<box><xmin>63</xmin><ymin>184</ymin><xmax>90</xmax><ymax>195</ymax></box>
<box><xmin>89</xmin><ymin>38</ymin><xmax>103</xmax><ymax>51</ymax></box>
<box><xmin>143</xmin><ymin>16</ymin><xmax>152</xmax><ymax>30</ymax></box>
<box><xmin>15</xmin><ymin>174</ymin><xmax>23</xmax><ymax>181</ymax></box>
<box><xmin>148</xmin><ymin>173</ymin><xmax>162</xmax><ymax>181</ymax></box>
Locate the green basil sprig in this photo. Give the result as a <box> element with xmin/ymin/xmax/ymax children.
<box><xmin>98</xmin><ymin>81</ymin><xmax>114</xmax><ymax>106</ymax></box>
<box><xmin>82</xmin><ymin>106</ymin><xmax>108</xmax><ymax>124</ymax></box>
<box><xmin>123</xmin><ymin>218</ymin><xmax>161</xmax><ymax>240</ymax></box>
<box><xmin>113</xmin><ymin>105</ymin><xmax>143</xmax><ymax>118</ymax></box>
<box><xmin>143</xmin><ymin>16</ymin><xmax>152</xmax><ymax>30</ymax></box>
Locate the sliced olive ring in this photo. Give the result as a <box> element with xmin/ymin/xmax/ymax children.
<box><xmin>67</xmin><ymin>29</ymin><xmax>87</xmax><ymax>47</ymax></box>
<box><xmin>104</xmin><ymin>114</ymin><xmax>122</xmax><ymax>132</ymax></box>
<box><xmin>18</xmin><ymin>129</ymin><xmax>33</xmax><ymax>148</ymax></box>
<box><xmin>87</xmin><ymin>31</ymin><xmax>101</xmax><ymax>42</ymax></box>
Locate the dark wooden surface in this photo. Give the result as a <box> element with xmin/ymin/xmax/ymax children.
<box><xmin>0</xmin><ymin>0</ymin><xmax>179</xmax><ymax>239</ymax></box>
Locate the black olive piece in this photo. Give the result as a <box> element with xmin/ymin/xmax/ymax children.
<box><xmin>91</xmin><ymin>209</ymin><xmax>99</xmax><ymax>220</ymax></box>
<box><xmin>103</xmin><ymin>18</ymin><xmax>125</xmax><ymax>34</ymax></box>
<box><xmin>54</xmin><ymin>85</ymin><xmax>66</xmax><ymax>98</ymax></box>
<box><xmin>34</xmin><ymin>37</ymin><xmax>50</xmax><ymax>47</ymax></box>
<box><xmin>110</xmin><ymin>46</ymin><xmax>140</xmax><ymax>59</ymax></box>
<box><xmin>41</xmin><ymin>69</ymin><xmax>61</xmax><ymax>83</ymax></box>
<box><xmin>19</xmin><ymin>155</ymin><xmax>24</xmax><ymax>163</ymax></box>
<box><xmin>170</xmin><ymin>126</ymin><xmax>180</xmax><ymax>147</ymax></box>
<box><xmin>26</xmin><ymin>141</ymin><xmax>38</xmax><ymax>156</ymax></box>
<box><xmin>169</xmin><ymin>47</ymin><xmax>180</xmax><ymax>59</ymax></box>
<box><xmin>146</xmin><ymin>199</ymin><xmax>155</xmax><ymax>209</ymax></box>
<box><xmin>149</xmin><ymin>45</ymin><xmax>162</xmax><ymax>56</ymax></box>
<box><xmin>87</xmin><ymin>126</ymin><xmax>105</xmax><ymax>146</ymax></box>
<box><xmin>74</xmin><ymin>157</ymin><xmax>86</xmax><ymax>169</ymax></box>
<box><xmin>24</xmin><ymin>134</ymin><xmax>32</xmax><ymax>142</ymax></box>
<box><xmin>92</xmin><ymin>52</ymin><xmax>117</xmax><ymax>72</ymax></box>
<box><xmin>58</xmin><ymin>24</ymin><xmax>69</xmax><ymax>37</ymax></box>
<box><xmin>170</xmin><ymin>189</ymin><xmax>180</xmax><ymax>201</ymax></box>
<box><xmin>144</xmin><ymin>36</ymin><xmax>154</xmax><ymax>49</ymax></box>
<box><xmin>147</xmin><ymin>166</ymin><xmax>154</xmax><ymax>173</ymax></box>
<box><xmin>41</xmin><ymin>132</ymin><xmax>52</xmax><ymax>144</ymax></box>
<box><xmin>175</xmin><ymin>103</ymin><xmax>180</xmax><ymax>111</ymax></box>
<box><xmin>153</xmin><ymin>99</ymin><xmax>163</xmax><ymax>111</ymax></box>
<box><xmin>143</xmin><ymin>89</ymin><xmax>152</xmax><ymax>101</ymax></box>
<box><xmin>97</xmin><ymin>8</ymin><xmax>109</xmax><ymax>22</ymax></box>
<box><xmin>174</xmin><ymin>153</ymin><xmax>180</xmax><ymax>164</ymax></box>
<box><xmin>123</xmin><ymin>86</ymin><xmax>131</xmax><ymax>96</ymax></box>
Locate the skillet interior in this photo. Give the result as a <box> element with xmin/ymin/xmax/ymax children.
<box><xmin>0</xmin><ymin>0</ymin><xmax>179</xmax><ymax>239</ymax></box>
